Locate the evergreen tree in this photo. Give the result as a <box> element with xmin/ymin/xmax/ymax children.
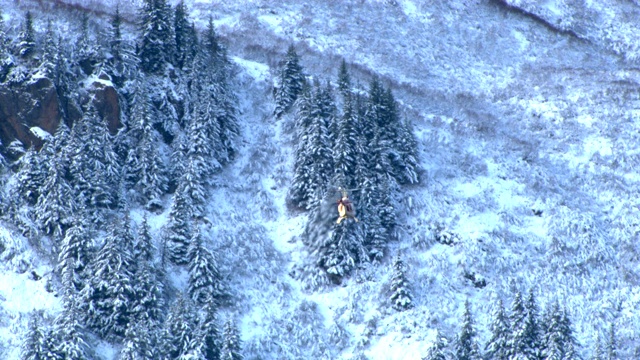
<box><xmin>21</xmin><ymin>311</ymin><xmax>49</xmax><ymax>360</ymax></box>
<box><xmin>541</xmin><ymin>303</ymin><xmax>579</xmax><ymax>360</ymax></box>
<box><xmin>35</xmin><ymin>126</ymin><xmax>75</xmax><ymax>238</ymax></box>
<box><xmin>220</xmin><ymin>319</ymin><xmax>243</xmax><ymax>360</ymax></box>
<box><xmin>486</xmin><ymin>299</ymin><xmax>511</xmax><ymax>360</ymax></box>
<box><xmin>389</xmin><ymin>255</ymin><xmax>413</xmax><ymax>311</ymax></box>
<box><xmin>57</xmin><ymin>219</ymin><xmax>92</xmax><ymax>290</ymax></box>
<box><xmin>606</xmin><ymin>323</ymin><xmax>617</xmax><ymax>360</ymax></box>
<box><xmin>69</xmin><ymin>105</ymin><xmax>122</xmax><ymax>212</ymax></box>
<box><xmin>288</xmin><ymin>84</ymin><xmax>334</xmax><ymax>209</ymax></box>
<box><xmin>18</xmin><ymin>11</ymin><xmax>36</xmax><ymax>59</ymax></box>
<box><xmin>139</xmin><ymin>0</ymin><xmax>175</xmax><ymax>73</ymax></box>
<box><xmin>274</xmin><ymin>45</ymin><xmax>305</xmax><ymax>117</ymax></box>
<box><xmin>333</xmin><ymin>92</ymin><xmax>360</xmax><ymax>192</ymax></box>
<box><xmin>161</xmin><ymin>296</ymin><xmax>198</xmax><ymax>359</ymax></box>
<box><xmin>108</xmin><ymin>7</ymin><xmax>138</xmax><ymax>86</ymax></box>
<box><xmin>174</xmin><ymin>1</ymin><xmax>195</xmax><ymax>69</ymax></box>
<box><xmin>591</xmin><ymin>336</ymin><xmax>603</xmax><ymax>360</ymax></box>
<box><xmin>314</xmin><ymin>218</ymin><xmax>366</xmax><ymax>280</ymax></box>
<box><xmin>0</xmin><ymin>9</ymin><xmax>12</xmax><ymax>82</ymax></box>
<box><xmin>81</xmin><ymin>220</ymin><xmax>136</xmax><ymax>339</ymax></box>
<box><xmin>119</xmin><ymin>317</ymin><xmax>156</xmax><ymax>360</ymax></box>
<box><xmin>337</xmin><ymin>58</ymin><xmax>351</xmax><ymax>98</ymax></box>
<box><xmin>126</xmin><ymin>87</ymin><xmax>168</xmax><ymax>210</ymax></box>
<box><xmin>111</xmin><ymin>6</ymin><xmax>123</xmax><ymax>61</ymax></box>
<box><xmin>135</xmin><ymin>214</ymin><xmax>155</xmax><ymax>263</ymax></box>
<box><xmin>15</xmin><ymin>147</ymin><xmax>47</xmax><ymax>205</ymax></box>
<box><xmin>455</xmin><ymin>301</ymin><xmax>481</xmax><ymax>360</ymax></box>
<box><xmin>40</xmin><ymin>20</ymin><xmax>57</xmax><ymax>78</ymax></box>
<box><xmin>509</xmin><ymin>290</ymin><xmax>541</xmax><ymax>360</ymax></box>
<box><xmin>423</xmin><ymin>330</ymin><xmax>449</xmax><ymax>360</ymax></box>
<box><xmin>187</xmin><ymin>227</ymin><xmax>223</xmax><ymax>305</ymax></box>
<box><xmin>55</xmin><ymin>264</ymin><xmax>90</xmax><ymax>360</ymax></box>
<box><xmin>165</xmin><ymin>185</ymin><xmax>192</xmax><ymax>265</ymax></box>
<box><xmin>199</xmin><ymin>301</ymin><xmax>221</xmax><ymax>360</ymax></box>
<box><xmin>203</xmin><ymin>17</ymin><xmax>222</xmax><ymax>65</ymax></box>
<box><xmin>131</xmin><ymin>259</ymin><xmax>163</xmax><ymax>325</ymax></box>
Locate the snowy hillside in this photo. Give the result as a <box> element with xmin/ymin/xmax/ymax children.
<box><xmin>1</xmin><ymin>0</ymin><xmax>640</xmax><ymax>359</ymax></box>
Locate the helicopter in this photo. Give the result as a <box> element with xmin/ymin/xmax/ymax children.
<box><xmin>336</xmin><ymin>187</ymin><xmax>358</xmax><ymax>224</ymax></box>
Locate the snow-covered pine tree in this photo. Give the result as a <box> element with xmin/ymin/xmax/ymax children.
<box><xmin>220</xmin><ymin>319</ymin><xmax>243</xmax><ymax>360</ymax></box>
<box><xmin>485</xmin><ymin>298</ymin><xmax>511</xmax><ymax>360</ymax></box>
<box><xmin>559</xmin><ymin>307</ymin><xmax>579</xmax><ymax>359</ymax></box>
<box><xmin>107</xmin><ymin>7</ymin><xmax>138</xmax><ymax>87</ymax></box>
<box><xmin>337</xmin><ymin>58</ymin><xmax>351</xmax><ymax>99</ymax></box>
<box><xmin>126</xmin><ymin>87</ymin><xmax>168</xmax><ymax>210</ymax></box>
<box><xmin>389</xmin><ymin>255</ymin><xmax>413</xmax><ymax>311</ymax></box>
<box><xmin>57</xmin><ymin>219</ymin><xmax>92</xmax><ymax>291</ymax></box>
<box><xmin>138</xmin><ymin>0</ymin><xmax>175</xmax><ymax>74</ymax></box>
<box><xmin>120</xmin><ymin>320</ymin><xmax>156</xmax><ymax>360</ymax></box>
<box><xmin>455</xmin><ymin>300</ymin><xmax>481</xmax><ymax>360</ymax></box>
<box><xmin>274</xmin><ymin>45</ymin><xmax>305</xmax><ymax>118</ymax></box>
<box><xmin>81</xmin><ymin>220</ymin><xmax>136</xmax><ymax>339</ymax></box>
<box><xmin>606</xmin><ymin>323</ymin><xmax>617</xmax><ymax>360</ymax></box>
<box><xmin>314</xmin><ymin>218</ymin><xmax>366</xmax><ymax>281</ymax></box>
<box><xmin>54</xmin><ymin>36</ymin><xmax>81</xmax><ymax>122</ymax></box>
<box><xmin>18</xmin><ymin>11</ymin><xmax>36</xmax><ymax>59</ymax></box>
<box><xmin>199</xmin><ymin>301</ymin><xmax>221</xmax><ymax>360</ymax></box>
<box><xmin>131</xmin><ymin>258</ymin><xmax>164</xmax><ymax>325</ymax></box>
<box><xmin>21</xmin><ymin>311</ymin><xmax>49</xmax><ymax>360</ymax></box>
<box><xmin>174</xmin><ymin>1</ymin><xmax>196</xmax><ymax>70</ymax></box>
<box><xmin>39</xmin><ymin>20</ymin><xmax>57</xmax><ymax>78</ymax></box>
<box><xmin>69</xmin><ymin>105</ymin><xmax>122</xmax><ymax>213</ymax></box>
<box><xmin>0</xmin><ymin>9</ymin><xmax>12</xmax><ymax>82</ymax></box>
<box><xmin>55</xmin><ymin>264</ymin><xmax>90</xmax><ymax>360</ymax></box>
<box><xmin>591</xmin><ymin>336</ymin><xmax>603</xmax><ymax>360</ymax></box>
<box><xmin>187</xmin><ymin>226</ymin><xmax>223</xmax><ymax>305</ymax></box>
<box><xmin>541</xmin><ymin>302</ymin><xmax>564</xmax><ymax>360</ymax></box>
<box><xmin>423</xmin><ymin>330</ymin><xmax>449</xmax><ymax>360</ymax></box>
<box><xmin>135</xmin><ymin>214</ymin><xmax>155</xmax><ymax>263</ymax></box>
<box><xmin>35</xmin><ymin>126</ymin><xmax>75</xmax><ymax>238</ymax></box>
<box><xmin>333</xmin><ymin>91</ymin><xmax>361</xmax><ymax>193</ymax></box>
<box><xmin>288</xmin><ymin>83</ymin><xmax>333</xmax><ymax>209</ymax></box>
<box><xmin>161</xmin><ymin>295</ymin><xmax>199</xmax><ymax>359</ymax></box>
<box><xmin>165</xmin><ymin>184</ymin><xmax>193</xmax><ymax>265</ymax></box>
<box><xmin>15</xmin><ymin>146</ymin><xmax>47</xmax><ymax>206</ymax></box>
<box><xmin>509</xmin><ymin>289</ymin><xmax>542</xmax><ymax>360</ymax></box>
<box><xmin>508</xmin><ymin>291</ymin><xmax>527</xmax><ymax>358</ymax></box>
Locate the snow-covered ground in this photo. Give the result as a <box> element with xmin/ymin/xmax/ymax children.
<box><xmin>2</xmin><ymin>0</ymin><xmax>640</xmax><ymax>358</ymax></box>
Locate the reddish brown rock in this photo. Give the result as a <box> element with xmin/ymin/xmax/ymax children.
<box><xmin>0</xmin><ymin>77</ymin><xmax>61</xmax><ymax>150</ymax></box>
<box><xmin>89</xmin><ymin>74</ymin><xmax>121</xmax><ymax>134</ymax></box>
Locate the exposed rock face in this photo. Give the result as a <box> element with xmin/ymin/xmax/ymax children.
<box><xmin>0</xmin><ymin>72</ymin><xmax>121</xmax><ymax>152</ymax></box>
<box><xmin>89</xmin><ymin>73</ymin><xmax>121</xmax><ymax>135</ymax></box>
<box><xmin>0</xmin><ymin>77</ymin><xmax>61</xmax><ymax>150</ymax></box>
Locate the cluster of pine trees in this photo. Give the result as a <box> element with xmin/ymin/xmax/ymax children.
<box><xmin>424</xmin><ymin>289</ymin><xmax>619</xmax><ymax>360</ymax></box>
<box><xmin>0</xmin><ymin>2</ymin><xmax>243</xmax><ymax>359</ymax></box>
<box><xmin>276</xmin><ymin>48</ymin><xmax>420</xmax><ymax>282</ymax></box>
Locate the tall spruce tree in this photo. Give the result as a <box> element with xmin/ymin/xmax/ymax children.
<box><xmin>126</xmin><ymin>87</ymin><xmax>168</xmax><ymax>210</ymax></box>
<box><xmin>81</xmin><ymin>220</ymin><xmax>136</xmax><ymax>339</ymax></box>
<box><xmin>18</xmin><ymin>11</ymin><xmax>36</xmax><ymax>59</ymax></box>
<box><xmin>69</xmin><ymin>105</ymin><xmax>122</xmax><ymax>212</ymax></box>
<box><xmin>455</xmin><ymin>301</ymin><xmax>481</xmax><ymax>360</ymax></box>
<box><xmin>314</xmin><ymin>218</ymin><xmax>366</xmax><ymax>281</ymax></box>
<box><xmin>174</xmin><ymin>1</ymin><xmax>195</xmax><ymax>69</ymax></box>
<box><xmin>337</xmin><ymin>59</ymin><xmax>351</xmax><ymax>98</ymax></box>
<box><xmin>187</xmin><ymin>227</ymin><xmax>223</xmax><ymax>305</ymax></box>
<box><xmin>165</xmin><ymin>184</ymin><xmax>193</xmax><ymax>265</ymax></box>
<box><xmin>35</xmin><ymin>125</ymin><xmax>75</xmax><ymax>238</ymax></box>
<box><xmin>423</xmin><ymin>330</ymin><xmax>448</xmax><ymax>360</ymax></box>
<box><xmin>120</xmin><ymin>320</ymin><xmax>156</xmax><ymax>360</ymax></box>
<box><xmin>288</xmin><ymin>84</ymin><xmax>334</xmax><ymax>209</ymax></box>
<box><xmin>389</xmin><ymin>255</ymin><xmax>414</xmax><ymax>311</ymax></box>
<box><xmin>606</xmin><ymin>323</ymin><xmax>617</xmax><ymax>360</ymax></box>
<box><xmin>75</xmin><ymin>13</ymin><xmax>100</xmax><ymax>75</ymax></box>
<box><xmin>220</xmin><ymin>319</ymin><xmax>243</xmax><ymax>360</ymax></box>
<box><xmin>40</xmin><ymin>20</ymin><xmax>57</xmax><ymax>78</ymax></box>
<box><xmin>21</xmin><ymin>311</ymin><xmax>49</xmax><ymax>360</ymax></box>
<box><xmin>54</xmin><ymin>264</ymin><xmax>90</xmax><ymax>360</ymax></box>
<box><xmin>333</xmin><ymin>92</ymin><xmax>361</xmax><ymax>192</ymax></box>
<box><xmin>139</xmin><ymin>0</ymin><xmax>175</xmax><ymax>73</ymax></box>
<box><xmin>15</xmin><ymin>147</ymin><xmax>47</xmax><ymax>206</ymax></box>
<box><xmin>161</xmin><ymin>296</ymin><xmax>198</xmax><ymax>359</ymax></box>
<box><xmin>274</xmin><ymin>45</ymin><xmax>305</xmax><ymax>117</ymax></box>
<box><xmin>199</xmin><ymin>301</ymin><xmax>221</xmax><ymax>360</ymax></box>
<box><xmin>57</xmin><ymin>219</ymin><xmax>92</xmax><ymax>291</ymax></box>
<box><xmin>486</xmin><ymin>299</ymin><xmax>511</xmax><ymax>360</ymax></box>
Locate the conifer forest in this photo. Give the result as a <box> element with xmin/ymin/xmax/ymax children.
<box><xmin>1</xmin><ymin>0</ymin><xmax>640</xmax><ymax>359</ymax></box>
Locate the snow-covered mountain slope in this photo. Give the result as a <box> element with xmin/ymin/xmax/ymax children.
<box><xmin>2</xmin><ymin>0</ymin><xmax>640</xmax><ymax>359</ymax></box>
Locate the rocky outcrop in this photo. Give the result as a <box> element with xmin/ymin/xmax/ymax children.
<box><xmin>0</xmin><ymin>77</ymin><xmax>61</xmax><ymax>150</ymax></box>
<box><xmin>0</xmin><ymin>72</ymin><xmax>122</xmax><ymax>153</ymax></box>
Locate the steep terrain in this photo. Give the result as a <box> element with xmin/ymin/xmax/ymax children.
<box><xmin>1</xmin><ymin>0</ymin><xmax>640</xmax><ymax>359</ymax></box>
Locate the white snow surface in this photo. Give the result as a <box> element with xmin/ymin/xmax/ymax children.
<box><xmin>1</xmin><ymin>0</ymin><xmax>640</xmax><ymax>359</ymax></box>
